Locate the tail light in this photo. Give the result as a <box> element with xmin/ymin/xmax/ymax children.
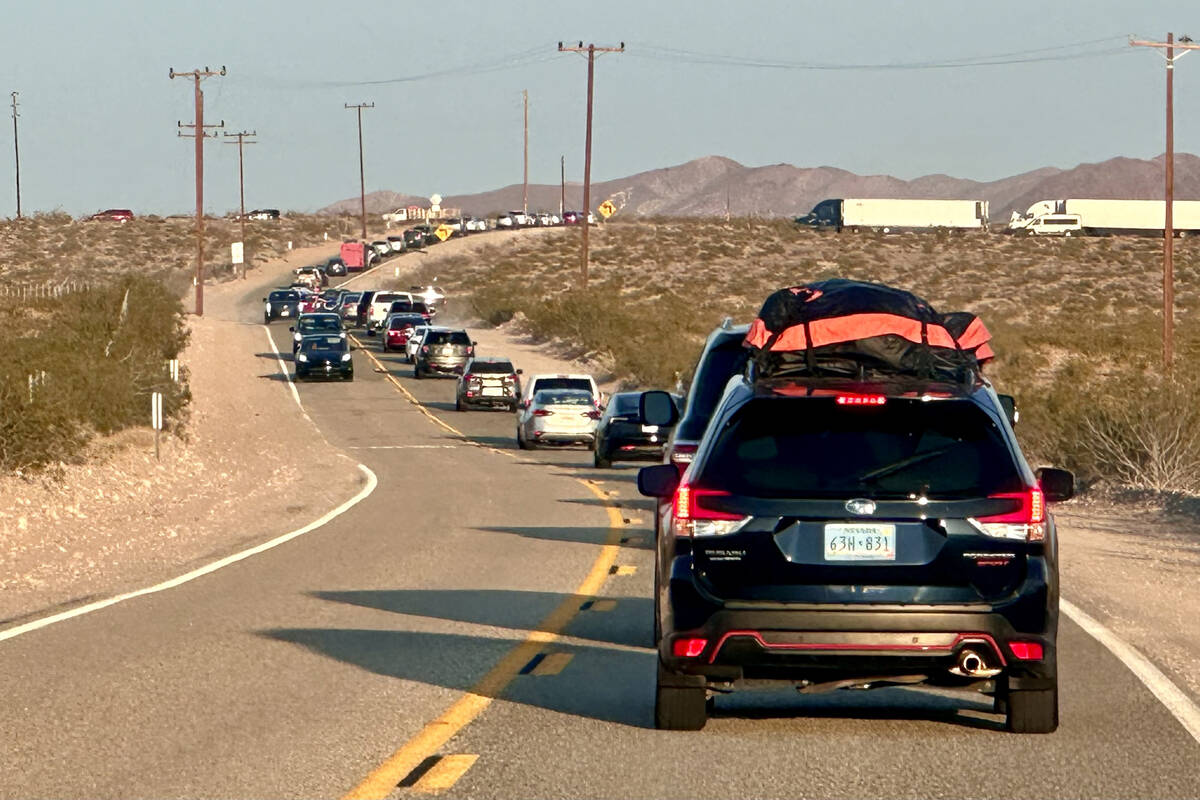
<box><xmin>583</xmin><ymin>410</ymin><xmax>602</xmax><ymax>420</ymax></box>
<box><xmin>669</xmin><ymin>444</ymin><xmax>698</xmax><ymax>471</ymax></box>
<box><xmin>672</xmin><ymin>484</ymin><xmax>750</xmax><ymax>538</ymax></box>
<box><xmin>971</xmin><ymin>488</ymin><xmax>1045</xmax><ymax>541</ymax></box>
<box><xmin>421</xmin><ymin>345</ymin><xmax>429</xmax><ymax>353</ymax></box>
<box><xmin>671</xmin><ymin>637</ymin><xmax>708</xmax><ymax>658</ymax></box>
<box><xmin>532</xmin><ymin>408</ymin><xmax>552</xmax><ymax>417</ymax></box>
<box><xmin>1008</xmin><ymin>641</ymin><xmax>1044</xmax><ymax>660</ymax></box>
<box><xmin>466</xmin><ymin>346</ymin><xmax>474</xmax><ymax>356</ymax></box>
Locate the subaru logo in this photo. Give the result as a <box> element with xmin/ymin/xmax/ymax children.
<box><xmin>845</xmin><ymin>499</ymin><xmax>877</xmax><ymax>516</ymax></box>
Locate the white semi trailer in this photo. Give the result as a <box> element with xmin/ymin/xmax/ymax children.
<box><xmin>797</xmin><ymin>198</ymin><xmax>989</xmax><ymax>232</ymax></box>
<box><xmin>1009</xmin><ymin>199</ymin><xmax>1200</xmax><ymax>236</ymax></box>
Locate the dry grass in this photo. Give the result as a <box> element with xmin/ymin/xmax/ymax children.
<box><xmin>403</xmin><ymin>218</ymin><xmax>1200</xmax><ymax>487</ymax></box>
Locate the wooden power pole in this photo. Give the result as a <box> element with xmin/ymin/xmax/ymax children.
<box><xmin>171</xmin><ymin>66</ymin><xmax>225</xmax><ymax>317</ymax></box>
<box><xmin>10</xmin><ymin>91</ymin><xmax>19</xmax><ymax>219</ymax></box>
<box><xmin>1130</xmin><ymin>33</ymin><xmax>1200</xmax><ymax>371</ymax></box>
<box><xmin>224</xmin><ymin>130</ymin><xmax>257</xmax><ymax>279</ymax></box>
<box><xmin>558</xmin><ymin>41</ymin><xmax>624</xmax><ymax>289</ymax></box>
<box><xmin>345</xmin><ymin>102</ymin><xmax>374</xmax><ymax>240</ymax></box>
<box><xmin>522</xmin><ymin>89</ymin><xmax>529</xmax><ymax>216</ymax></box>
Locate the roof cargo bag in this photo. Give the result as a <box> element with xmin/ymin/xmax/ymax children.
<box><xmin>744</xmin><ymin>278</ymin><xmax>993</xmax><ymax>380</ymax></box>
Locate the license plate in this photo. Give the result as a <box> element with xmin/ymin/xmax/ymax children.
<box><xmin>641</xmin><ymin>424</ymin><xmax>659</xmax><ymax>433</ymax></box>
<box><xmin>281</xmin><ymin>308</ymin><xmax>290</xmax><ymax>316</ymax></box>
<box><xmin>482</xmin><ymin>387</ymin><xmax>503</xmax><ymax>397</ymax></box>
<box><xmin>824</xmin><ymin>523</ymin><xmax>896</xmax><ymax>561</ymax></box>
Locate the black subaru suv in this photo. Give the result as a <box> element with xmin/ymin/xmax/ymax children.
<box><xmin>638</xmin><ymin>375</ymin><xmax>1073</xmax><ymax>734</ymax></box>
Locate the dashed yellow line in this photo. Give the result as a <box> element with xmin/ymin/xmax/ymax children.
<box><xmin>410</xmin><ymin>754</ymin><xmax>479</xmax><ymax>793</ymax></box>
<box><xmin>612</xmin><ymin>565</ymin><xmax>637</xmax><ymax>576</ymax></box>
<box><xmin>529</xmin><ymin>652</ymin><xmax>574</xmax><ymax>676</ymax></box>
<box><xmin>341</xmin><ymin>346</ymin><xmax>625</xmax><ymax>800</ymax></box>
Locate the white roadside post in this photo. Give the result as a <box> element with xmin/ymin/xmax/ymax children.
<box><xmin>231</xmin><ymin>241</ymin><xmax>245</xmax><ymax>280</ymax></box>
<box><xmin>168</xmin><ymin>359</ymin><xmax>180</xmax><ymax>383</ymax></box>
<box><xmin>151</xmin><ymin>392</ymin><xmax>164</xmax><ymax>461</ymax></box>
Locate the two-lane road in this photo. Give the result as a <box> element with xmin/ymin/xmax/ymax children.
<box><xmin>1</xmin><ymin>278</ymin><xmax>1199</xmax><ymax>798</ymax></box>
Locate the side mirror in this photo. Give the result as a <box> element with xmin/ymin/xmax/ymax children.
<box><xmin>288</xmin><ymin>326</ymin><xmax>295</xmax><ymax>332</ymax></box>
<box><xmin>998</xmin><ymin>394</ymin><xmax>1019</xmax><ymax>426</ymax></box>
<box><xmin>472</xmin><ymin>341</ymin><xmax>478</xmax><ymax>346</ymax></box>
<box><xmin>516</xmin><ymin>368</ymin><xmax>523</xmax><ymax>375</ymax></box>
<box><xmin>261</xmin><ymin>297</ymin><xmax>267</xmax><ymax>302</ymax></box>
<box><xmin>638</xmin><ymin>464</ymin><xmax>680</xmax><ymax>499</ymax></box>
<box><xmin>640</xmin><ymin>390</ymin><xmax>679</xmax><ymax>427</ymax></box>
<box><xmin>1037</xmin><ymin>467</ymin><xmax>1075</xmax><ymax>503</ymax></box>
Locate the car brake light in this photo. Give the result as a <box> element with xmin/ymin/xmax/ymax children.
<box><xmin>835</xmin><ymin>394</ymin><xmax>887</xmax><ymax>406</ymax></box>
<box><xmin>672</xmin><ymin>637</ymin><xmax>708</xmax><ymax>658</ymax></box>
<box><xmin>532</xmin><ymin>408</ymin><xmax>552</xmax><ymax>417</ymax></box>
<box><xmin>672</xmin><ymin>484</ymin><xmax>750</xmax><ymax>538</ymax></box>
<box><xmin>421</xmin><ymin>345</ymin><xmax>429</xmax><ymax>352</ymax></box>
<box><xmin>466</xmin><ymin>346</ymin><xmax>474</xmax><ymax>356</ymax></box>
<box><xmin>1009</xmin><ymin>641</ymin><xmax>1044</xmax><ymax>660</ymax></box>
<box><xmin>971</xmin><ymin>488</ymin><xmax>1046</xmax><ymax>541</ymax></box>
<box><xmin>583</xmin><ymin>410</ymin><xmax>602</xmax><ymax>419</ymax></box>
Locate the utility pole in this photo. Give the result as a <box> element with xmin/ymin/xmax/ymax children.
<box><xmin>223</xmin><ymin>130</ymin><xmax>256</xmax><ymax>279</ymax></box>
<box><xmin>522</xmin><ymin>89</ymin><xmax>529</xmax><ymax>216</ymax></box>
<box><xmin>345</xmin><ymin>102</ymin><xmax>374</xmax><ymax>240</ymax></box>
<box><xmin>560</xmin><ymin>154</ymin><xmax>565</xmax><ymax>218</ymax></box>
<box><xmin>558</xmin><ymin>41</ymin><xmax>624</xmax><ymax>288</ymax></box>
<box><xmin>171</xmin><ymin>66</ymin><xmax>225</xmax><ymax>317</ymax></box>
<box><xmin>1131</xmin><ymin>34</ymin><xmax>1200</xmax><ymax>371</ymax></box>
<box><xmin>10</xmin><ymin>92</ymin><xmax>20</xmax><ymax>219</ymax></box>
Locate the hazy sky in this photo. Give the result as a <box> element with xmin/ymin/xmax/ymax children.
<box><xmin>2</xmin><ymin>0</ymin><xmax>1198</xmax><ymax>215</ymax></box>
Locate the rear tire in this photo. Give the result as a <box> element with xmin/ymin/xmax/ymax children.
<box><xmin>455</xmin><ymin>397</ymin><xmax>466</xmax><ymax>412</ymax></box>
<box><xmin>1005</xmin><ymin>683</ymin><xmax>1058</xmax><ymax>734</ymax></box>
<box><xmin>414</xmin><ymin>365</ymin><xmax>423</xmax><ymax>379</ymax></box>
<box><xmin>594</xmin><ymin>449</ymin><xmax>612</xmax><ymax>468</ymax></box>
<box><xmin>517</xmin><ymin>427</ymin><xmax>530</xmax><ymax>450</ymax></box>
<box><xmin>655</xmin><ymin>661</ymin><xmax>707</xmax><ymax>731</ymax></box>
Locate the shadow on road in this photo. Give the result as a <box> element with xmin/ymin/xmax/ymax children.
<box><xmin>473</xmin><ymin>523</ymin><xmax>650</xmax><ymax>550</ymax></box>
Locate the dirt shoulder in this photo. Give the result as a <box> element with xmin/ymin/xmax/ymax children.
<box><xmin>0</xmin><ymin>241</ymin><xmax>363</xmax><ymax>626</ymax></box>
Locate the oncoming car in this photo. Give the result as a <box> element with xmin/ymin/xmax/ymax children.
<box><xmin>294</xmin><ymin>335</ymin><xmax>353</xmax><ymax>381</ymax></box>
<box><xmin>290</xmin><ymin>313</ymin><xmax>344</xmax><ymax>353</ymax></box>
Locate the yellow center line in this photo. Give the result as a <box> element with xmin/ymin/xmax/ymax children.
<box><xmin>342</xmin><ymin>336</ymin><xmax>625</xmax><ymax>800</ymax></box>
<box><xmin>410</xmin><ymin>754</ymin><xmax>479</xmax><ymax>793</ymax></box>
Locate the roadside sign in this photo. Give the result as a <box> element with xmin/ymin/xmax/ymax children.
<box><xmin>231</xmin><ymin>241</ymin><xmax>244</xmax><ymax>265</ymax></box>
<box><xmin>598</xmin><ymin>199</ymin><xmax>616</xmax><ymax>219</ymax></box>
<box><xmin>435</xmin><ymin>224</ymin><xmax>453</xmax><ymax>242</ymax></box>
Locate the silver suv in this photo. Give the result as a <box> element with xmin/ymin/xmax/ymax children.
<box><xmin>413</xmin><ymin>328</ymin><xmax>475</xmax><ymax>378</ymax></box>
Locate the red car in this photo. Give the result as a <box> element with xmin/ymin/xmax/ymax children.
<box><xmin>87</xmin><ymin>208</ymin><xmax>134</xmax><ymax>222</ymax></box>
<box><xmin>382</xmin><ymin>314</ymin><xmax>426</xmax><ymax>353</ymax></box>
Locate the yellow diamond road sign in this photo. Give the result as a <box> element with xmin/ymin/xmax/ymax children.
<box><xmin>435</xmin><ymin>223</ymin><xmax>453</xmax><ymax>242</ymax></box>
<box><xmin>598</xmin><ymin>199</ymin><xmax>616</xmax><ymax>219</ymax></box>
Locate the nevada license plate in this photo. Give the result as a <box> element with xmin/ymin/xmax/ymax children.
<box><xmin>824</xmin><ymin>523</ymin><xmax>896</xmax><ymax>561</ymax></box>
<box><xmin>482</xmin><ymin>387</ymin><xmax>502</xmax><ymax>397</ymax></box>
<box><xmin>641</xmin><ymin>424</ymin><xmax>659</xmax><ymax>433</ymax></box>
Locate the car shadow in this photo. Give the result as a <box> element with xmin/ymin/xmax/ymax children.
<box><xmin>260</xmin><ymin>626</ymin><xmax>655</xmax><ymax>728</ymax></box>
<box><xmin>258</xmin><ymin>372</ymin><xmax>292</xmax><ymax>383</ymax></box>
<box><xmin>254</xmin><ymin>351</ymin><xmax>288</xmax><ymax>362</ymax></box>
<box><xmin>474</xmin><ymin>524</ymin><xmax>650</xmax><ymax>550</ymax></box>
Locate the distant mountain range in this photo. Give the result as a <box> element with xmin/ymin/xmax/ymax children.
<box><xmin>318</xmin><ymin>153</ymin><xmax>1200</xmax><ymax>221</ymax></box>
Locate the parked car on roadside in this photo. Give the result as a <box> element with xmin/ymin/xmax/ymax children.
<box><xmin>246</xmin><ymin>209</ymin><xmax>280</xmax><ymax>220</ymax></box>
<box><xmin>413</xmin><ymin>327</ymin><xmax>474</xmax><ymax>378</ymax></box>
<box><xmin>294</xmin><ymin>334</ymin><xmax>353</xmax><ymax>381</ymax></box>
<box><xmin>324</xmin><ymin>257</ymin><xmax>348</xmax><ymax>277</ymax></box>
<box><xmin>87</xmin><ymin>208</ymin><xmax>134</xmax><ymax>222</ymax></box>
<box><xmin>386</xmin><ymin>235</ymin><xmax>407</xmax><ymax>253</ymax></box>
<box><xmin>455</xmin><ymin>357</ymin><xmax>522</xmax><ymax>412</ymax></box>
<box><xmin>516</xmin><ymin>388</ymin><xmax>601</xmax><ymax>449</ymax></box>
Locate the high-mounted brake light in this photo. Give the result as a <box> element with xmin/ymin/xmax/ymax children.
<box><xmin>971</xmin><ymin>488</ymin><xmax>1046</xmax><ymax>541</ymax></box>
<box><xmin>836</xmin><ymin>394</ymin><xmax>887</xmax><ymax>406</ymax></box>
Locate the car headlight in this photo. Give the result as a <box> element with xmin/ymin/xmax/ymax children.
<box><xmin>341</xmin><ymin>353</ymin><xmax>352</xmax><ymax>362</ymax></box>
<box><xmin>297</xmin><ymin>353</ymin><xmax>308</xmax><ymax>362</ymax></box>
<box><xmin>339</xmin><ymin>331</ymin><xmax>347</xmax><ymax>339</ymax></box>
<box><xmin>293</xmin><ymin>332</ymin><xmax>302</xmax><ymax>341</ymax></box>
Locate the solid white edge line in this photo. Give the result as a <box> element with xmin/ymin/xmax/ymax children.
<box><xmin>264</xmin><ymin>324</ymin><xmax>303</xmax><ymax>410</ymax></box>
<box><xmin>1061</xmin><ymin>597</ymin><xmax>1200</xmax><ymax>746</ymax></box>
<box><xmin>0</xmin><ymin>464</ymin><xmax>378</xmax><ymax>644</ymax></box>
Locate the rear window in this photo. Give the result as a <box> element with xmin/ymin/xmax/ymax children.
<box><xmin>389</xmin><ymin>300</ymin><xmax>414</xmax><ymax>312</ymax></box>
<box><xmin>389</xmin><ymin>315</ymin><xmax>424</xmax><ymax>329</ymax></box>
<box><xmin>535</xmin><ymin>389</ymin><xmax>592</xmax><ymax>406</ymax></box>
<box><xmin>611</xmin><ymin>394</ymin><xmax>641</xmax><ymax>414</ymax></box>
<box><xmin>472</xmin><ymin>360</ymin><xmax>515</xmax><ymax>374</ymax></box>
<box><xmin>426</xmin><ymin>330</ymin><xmax>470</xmax><ymax>346</ymax></box>
<box><xmin>342</xmin><ymin>292</ymin><xmax>361</xmax><ymax>303</ymax></box>
<box><xmin>700</xmin><ymin>398</ymin><xmax>1021</xmax><ymax>499</ymax></box>
<box><xmin>681</xmin><ymin>341</ymin><xmax>749</xmax><ymax>433</ymax></box>
<box><xmin>374</xmin><ymin>293</ymin><xmax>407</xmax><ymax>304</ymax></box>
<box><xmin>532</xmin><ymin>378</ymin><xmax>592</xmax><ymax>394</ymax></box>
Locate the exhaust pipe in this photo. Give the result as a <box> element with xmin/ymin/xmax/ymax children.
<box><xmin>950</xmin><ymin>647</ymin><xmax>1001</xmax><ymax>678</ymax></box>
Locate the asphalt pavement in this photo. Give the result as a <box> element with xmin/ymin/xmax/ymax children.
<box><xmin>1</xmin><ymin>273</ymin><xmax>1198</xmax><ymax>799</ymax></box>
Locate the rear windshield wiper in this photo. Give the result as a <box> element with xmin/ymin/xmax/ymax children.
<box><xmin>858</xmin><ymin>446</ymin><xmax>955</xmax><ymax>483</ymax></box>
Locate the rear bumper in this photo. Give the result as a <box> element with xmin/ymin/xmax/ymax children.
<box><xmin>661</xmin><ymin>558</ymin><xmax>1056</xmax><ymax>690</ymax></box>
<box><xmin>532</xmin><ymin>429</ymin><xmax>596</xmax><ymax>444</ymax></box>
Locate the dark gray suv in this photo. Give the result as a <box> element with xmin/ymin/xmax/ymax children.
<box><xmin>413</xmin><ymin>328</ymin><xmax>474</xmax><ymax>378</ymax></box>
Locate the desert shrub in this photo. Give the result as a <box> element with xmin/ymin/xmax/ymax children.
<box><xmin>0</xmin><ymin>275</ymin><xmax>190</xmax><ymax>472</ymax></box>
